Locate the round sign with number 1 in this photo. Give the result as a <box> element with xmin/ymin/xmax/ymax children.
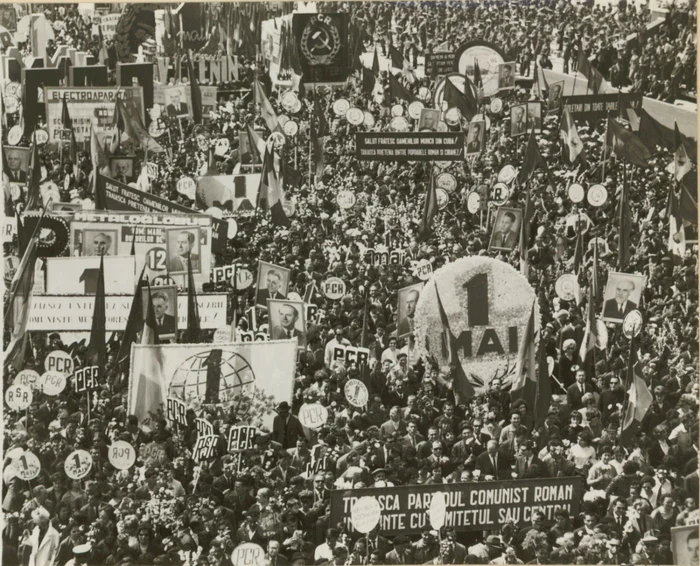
<box><xmin>14</xmin><ymin>451</ymin><xmax>41</xmax><ymax>481</ymax></box>
<box><xmin>65</xmin><ymin>449</ymin><xmax>93</xmax><ymax>480</ymax></box>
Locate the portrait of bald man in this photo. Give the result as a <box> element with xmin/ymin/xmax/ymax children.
<box><xmin>397</xmin><ymin>282</ymin><xmax>424</xmax><ymax>338</ymax></box>
<box><xmin>602</xmin><ymin>272</ymin><xmax>644</xmax><ymax>323</ymax></box>
<box><xmin>83</xmin><ymin>230</ymin><xmax>116</xmax><ymax>256</ymax></box>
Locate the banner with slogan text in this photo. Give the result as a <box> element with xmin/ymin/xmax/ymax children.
<box><xmin>44</xmin><ymin>86</ymin><xmax>145</xmax><ymax>143</ymax></box>
<box><xmin>425</xmin><ymin>52</ymin><xmax>455</xmax><ymax>77</ymax></box>
<box><xmin>330</xmin><ymin>477</ymin><xmax>583</xmax><ymax>535</ymax></box>
<box><xmin>561</xmin><ymin>93</ymin><xmax>642</xmax><ymax>120</ymax></box>
<box><xmin>128</xmin><ymin>340</ymin><xmax>298</xmax><ymax>429</ymax></box>
<box><xmin>355</xmin><ymin>133</ymin><xmax>465</xmax><ymax>161</ymax></box>
<box><xmin>96</xmin><ymin>175</ymin><xmax>227</xmax><ymax>253</ymax></box>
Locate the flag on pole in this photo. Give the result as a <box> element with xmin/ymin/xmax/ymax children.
<box><xmin>638</xmin><ymin>108</ymin><xmax>697</xmax><ymax>157</ymax></box>
<box><xmin>605</xmin><ymin>117</ymin><xmax>650</xmax><ymax>167</ymax></box>
<box><xmin>130</xmin><ymin>282</ymin><xmax>165</xmax><ymax>424</ymax></box>
<box><xmin>371</xmin><ymin>47</ymin><xmax>380</xmax><ymax>75</ymax></box>
<box><xmin>579</xmin><ymin>241</ymin><xmax>599</xmax><ymax>361</ymax></box>
<box><xmin>310</xmin><ymin>91</ymin><xmax>328</xmax><ymax>182</ymax></box>
<box><xmin>3</xmin><ymin>233</ymin><xmax>39</xmax><ymax>372</ymax></box>
<box><xmin>520</xmin><ymin>187</ymin><xmax>533</xmax><ymax>276</ymax></box>
<box><xmin>25</xmin><ymin>139</ymin><xmax>42</xmax><ymax>211</ymax></box>
<box><xmin>573</xmin><ymin>218</ymin><xmax>584</xmax><ymax>274</ymax></box>
<box><xmin>473</xmin><ymin>58</ymin><xmax>483</xmax><ymax>95</ymax></box>
<box><xmin>434</xmin><ymin>280</ymin><xmax>475</xmax><ymax>402</ymax></box>
<box><xmin>114</xmin><ymin>98</ymin><xmax>164</xmax><ymax>153</ymax></box>
<box><xmin>680</xmin><ymin>176</ymin><xmax>698</xmax><ymax>225</ymax></box>
<box><xmin>620</xmin><ymin>343</ymin><xmax>653</xmax><ymax>446</ymax></box>
<box><xmin>510</xmin><ymin>301</ymin><xmax>550</xmax><ymax>427</ymax></box>
<box><xmin>117</xmin><ymin>266</ymin><xmax>146</xmax><ymax>373</ymax></box>
<box><xmin>245</xmin><ymin>124</ymin><xmax>264</xmax><ymax>164</ymax></box>
<box><xmin>362</xmin><ymin>67</ymin><xmax>377</xmax><ymax>96</ymax></box>
<box><xmin>674</xmin><ymin>123</ymin><xmax>692</xmax><ymax>182</ymax></box>
<box><xmin>86</xmin><ymin>254</ymin><xmax>106</xmax><ymax>368</ymax></box>
<box><xmin>560</xmin><ymin>108</ymin><xmax>584</xmax><ymax>163</ymax></box>
<box><xmin>389</xmin><ymin>44</ymin><xmax>404</xmax><ymax>71</ymax></box>
<box><xmin>419</xmin><ymin>168</ymin><xmax>438</xmax><ymax>241</ymax></box>
<box><xmin>618</xmin><ymin>166</ymin><xmax>632</xmax><ymax>270</ymax></box>
<box><xmin>61</xmin><ymin>96</ymin><xmax>73</xmax><ymax>129</ymax></box>
<box><xmin>253</xmin><ymin>78</ymin><xmax>283</xmax><ymax>134</ymax></box>
<box><xmin>187</xmin><ymin>50</ymin><xmax>203</xmax><ymax>124</ymax></box>
<box><xmin>182</xmin><ymin>251</ymin><xmax>201</xmax><ymax>343</ymax></box>
<box><xmin>666</xmin><ymin>186</ymin><xmax>686</xmax><ymax>261</ymax></box>
<box><xmin>388</xmin><ymin>73</ymin><xmax>417</xmax><ymax>104</ymax></box>
<box><xmin>262</xmin><ymin>146</ymin><xmax>291</xmax><ymax>227</ymax></box>
<box><xmin>443</xmin><ymin>76</ymin><xmax>475</xmax><ymax>121</ymax></box>
<box><xmin>517</xmin><ymin>129</ymin><xmax>547</xmax><ymax>184</ymax></box>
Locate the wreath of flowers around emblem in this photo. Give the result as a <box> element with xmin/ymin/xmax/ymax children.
<box><xmin>414</xmin><ymin>256</ymin><xmax>539</xmax><ymax>392</ymax></box>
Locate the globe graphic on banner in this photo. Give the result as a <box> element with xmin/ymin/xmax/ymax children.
<box><xmin>168</xmin><ymin>349</ymin><xmax>256</xmax><ymax>404</ymax></box>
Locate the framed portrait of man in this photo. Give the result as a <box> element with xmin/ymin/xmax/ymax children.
<box><xmin>498</xmin><ymin>62</ymin><xmax>516</xmax><ymax>91</ymax></box>
<box><xmin>142</xmin><ymin>285</ymin><xmax>178</xmax><ymax>341</ymax></box>
<box><xmin>256</xmin><ymin>261</ymin><xmax>291</xmax><ymax>308</ymax></box>
<box><xmin>4</xmin><ymin>146</ymin><xmax>30</xmax><ymax>185</ymax></box>
<box><xmin>488</xmin><ymin>207</ymin><xmax>522</xmax><ymax>252</ymax></box>
<box><xmin>268</xmin><ymin>299</ymin><xmax>306</xmax><ymax>348</ymax></box>
<box><xmin>547</xmin><ymin>81</ymin><xmax>564</xmax><ymax>114</ymax></box>
<box><xmin>601</xmin><ymin>272</ymin><xmax>644</xmax><ymax>324</ymax></box>
<box><xmin>163</xmin><ymin>85</ymin><xmax>190</xmax><ymax>118</ymax></box>
<box><xmin>109</xmin><ymin>156</ymin><xmax>136</xmax><ymax>184</ymax></box>
<box><xmin>527</xmin><ymin>102</ymin><xmax>543</xmax><ymax>134</ymax></box>
<box><xmin>465</xmin><ymin>120</ymin><xmax>485</xmax><ymax>156</ymax></box>
<box><xmin>397</xmin><ymin>282</ymin><xmax>424</xmax><ymax>339</ymax></box>
<box><xmin>671</xmin><ymin>525</ymin><xmax>699</xmax><ymax>566</ymax></box>
<box><xmin>418</xmin><ymin>108</ymin><xmax>440</xmax><ymax>132</ymax></box>
<box><xmin>165</xmin><ymin>227</ymin><xmax>202</xmax><ymax>275</ymax></box>
<box><xmin>510</xmin><ymin>105</ymin><xmax>527</xmax><ymax>137</ymax></box>
<box><xmin>82</xmin><ymin>229</ymin><xmax>118</xmax><ymax>256</ymax></box>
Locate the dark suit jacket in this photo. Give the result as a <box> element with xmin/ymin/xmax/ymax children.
<box><xmin>272</xmin><ymin>414</ymin><xmax>305</xmax><ymax>449</ymax></box>
<box><xmin>397</xmin><ymin>316</ymin><xmax>414</xmax><ymax>337</ymax></box>
<box><xmin>270</xmin><ymin>325</ymin><xmax>305</xmax><ymax>345</ymax></box>
<box><xmin>7</xmin><ymin>169</ymin><xmax>27</xmax><ymax>183</ymax></box>
<box><xmin>491</xmin><ymin>229</ymin><xmax>518</xmax><ymax>250</ymax></box>
<box><xmin>567</xmin><ymin>382</ymin><xmax>592</xmax><ymax>411</ymax></box>
<box><xmin>167</xmin><ymin>102</ymin><xmax>189</xmax><ymax>116</ymax></box>
<box><xmin>256</xmin><ymin>288</ymin><xmax>287</xmax><ymax>307</ymax></box>
<box><xmin>155</xmin><ymin>313</ymin><xmax>176</xmax><ymax>336</ymax></box>
<box><xmin>168</xmin><ymin>253</ymin><xmax>200</xmax><ymax>273</ymax></box>
<box><xmin>515</xmin><ymin>455</ymin><xmax>545</xmax><ymax>479</ymax></box>
<box><xmin>475</xmin><ymin>450</ymin><xmax>511</xmax><ymax>479</ymax></box>
<box><xmin>265</xmin><ymin>553</ymin><xmax>289</xmax><ymax>566</ymax></box>
<box><xmin>602</xmin><ymin>298</ymin><xmax>637</xmax><ymax>320</ymax></box>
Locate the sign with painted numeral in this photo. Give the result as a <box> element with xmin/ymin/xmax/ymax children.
<box><xmin>344</xmin><ymin>378</ymin><xmax>369</xmax><ymax>407</ymax></box>
<box><xmin>74</xmin><ymin>366</ymin><xmax>100</xmax><ymax>393</ymax></box>
<box><xmin>46</xmin><ymin>256</ymin><xmax>137</xmax><ymax>294</ymax></box>
<box><xmin>14</xmin><ymin>451</ymin><xmax>41</xmax><ymax>480</ymax></box>
<box><xmin>65</xmin><ymin>449</ymin><xmax>93</xmax><ymax>479</ymax></box>
<box><xmin>145</xmin><ymin>247</ymin><xmax>168</xmax><ymax>271</ymax></box>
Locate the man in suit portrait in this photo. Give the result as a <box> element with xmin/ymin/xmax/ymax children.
<box><xmin>6</xmin><ymin>149</ymin><xmax>27</xmax><ymax>183</ymax></box>
<box><xmin>166</xmin><ymin>89</ymin><xmax>188</xmax><ymax>117</ymax></box>
<box><xmin>270</xmin><ymin>303</ymin><xmax>305</xmax><ymax>346</ymax></box>
<box><xmin>527</xmin><ymin>103</ymin><xmax>542</xmax><ymax>132</ymax></box>
<box><xmin>168</xmin><ymin>230</ymin><xmax>200</xmax><ymax>273</ymax></box>
<box><xmin>548</xmin><ymin>82</ymin><xmax>563</xmax><ymax>112</ymax></box>
<box><xmin>90</xmin><ymin>232</ymin><xmax>113</xmax><ymax>256</ymax></box>
<box><xmin>490</xmin><ymin>210</ymin><xmax>519</xmax><ymax>251</ymax></box>
<box><xmin>256</xmin><ymin>269</ymin><xmax>287</xmax><ymax>306</ymax></box>
<box><xmin>603</xmin><ymin>278</ymin><xmax>638</xmax><ymax>320</ymax></box>
<box><xmin>466</xmin><ymin>121</ymin><xmax>484</xmax><ymax>154</ymax></box>
<box><xmin>397</xmin><ymin>288</ymin><xmax>419</xmax><ymax>336</ymax></box>
<box><xmin>499</xmin><ymin>62</ymin><xmax>515</xmax><ymax>89</ymax></box>
<box><xmin>419</xmin><ymin>109</ymin><xmax>439</xmax><ymax>132</ymax></box>
<box><xmin>151</xmin><ymin>290</ymin><xmax>176</xmax><ymax>337</ymax></box>
<box><xmin>111</xmin><ymin>158</ymin><xmax>133</xmax><ymax>183</ymax></box>
<box><xmin>511</xmin><ymin>105</ymin><xmax>527</xmax><ymax>136</ymax></box>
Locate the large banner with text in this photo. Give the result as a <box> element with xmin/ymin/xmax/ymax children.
<box><xmin>330</xmin><ymin>477</ymin><xmax>583</xmax><ymax>535</ymax></box>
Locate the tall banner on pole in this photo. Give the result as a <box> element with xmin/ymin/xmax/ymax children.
<box><xmin>292</xmin><ymin>13</ymin><xmax>349</xmax><ymax>84</ymax></box>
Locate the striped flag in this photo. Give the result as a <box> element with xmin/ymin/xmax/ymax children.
<box><xmin>3</xmin><ymin>233</ymin><xmax>40</xmax><ymax>372</ymax></box>
<box><xmin>114</xmin><ymin>98</ymin><xmax>164</xmax><ymax>154</ymax></box>
<box><xmin>620</xmin><ymin>342</ymin><xmax>653</xmax><ymax>446</ymax></box>
<box><xmin>560</xmin><ymin>108</ymin><xmax>584</xmax><ymax>164</ymax></box>
<box><xmin>674</xmin><ymin>122</ymin><xmax>692</xmax><ymax>182</ymax></box>
<box><xmin>419</xmin><ymin>168</ymin><xmax>437</xmax><ymax>241</ymax></box>
<box><xmin>253</xmin><ymin>78</ymin><xmax>283</xmax><ymax>134</ymax></box>
<box><xmin>263</xmin><ymin>147</ymin><xmax>290</xmax><ymax>228</ymax></box>
<box><xmin>666</xmin><ymin>186</ymin><xmax>686</xmax><ymax>261</ymax></box>
<box><xmin>579</xmin><ymin>240</ymin><xmax>599</xmax><ymax>361</ymax></box>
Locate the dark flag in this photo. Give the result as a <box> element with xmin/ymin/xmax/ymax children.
<box><xmin>579</xmin><ymin>240</ymin><xmax>599</xmax><ymax>362</ymax></box>
<box><xmin>473</xmin><ymin>59</ymin><xmax>483</xmax><ymax>94</ymax></box>
<box><xmin>618</xmin><ymin>166</ymin><xmax>632</xmax><ymax>270</ymax></box>
<box><xmin>182</xmin><ymin>251</ymin><xmax>201</xmax><ymax>343</ymax></box>
<box><xmin>573</xmin><ymin>216</ymin><xmax>584</xmax><ymax>274</ymax></box>
<box><xmin>371</xmin><ymin>47</ymin><xmax>380</xmax><ymax>75</ymax></box>
<box><xmin>263</xmin><ymin>147</ymin><xmax>291</xmax><ymax>228</ymax></box>
<box><xmin>187</xmin><ymin>51</ymin><xmax>203</xmax><ymax>124</ymax></box>
<box><xmin>666</xmin><ymin>185</ymin><xmax>685</xmax><ymax>261</ymax></box>
<box><xmin>419</xmin><ymin>169</ymin><xmax>438</xmax><ymax>240</ymax></box>
<box><xmin>116</xmin><ymin>266</ymin><xmax>146</xmax><ymax>374</ymax></box>
<box><xmin>620</xmin><ymin>342</ymin><xmax>653</xmax><ymax>446</ymax></box>
<box><xmin>673</xmin><ymin>122</ymin><xmax>692</xmax><ymax>181</ymax></box>
<box><xmin>443</xmin><ymin>76</ymin><xmax>475</xmax><ymax>121</ymax></box>
<box><xmin>25</xmin><ymin>139</ymin><xmax>42</xmax><ymax>211</ymax></box>
<box><xmin>638</xmin><ymin>108</ymin><xmax>697</xmax><ymax>157</ymax></box>
<box><xmin>86</xmin><ymin>254</ymin><xmax>106</xmax><ymax>368</ymax></box>
<box><xmin>389</xmin><ymin>44</ymin><xmax>404</xmax><ymax>71</ymax></box>
<box><xmin>520</xmin><ymin>187</ymin><xmax>533</xmax><ymax>276</ymax></box>
<box><xmin>517</xmin><ymin>129</ymin><xmax>547</xmax><ymax>184</ymax></box>
<box><xmin>362</xmin><ymin>67</ymin><xmax>376</xmax><ymax>96</ymax></box>
<box><xmin>388</xmin><ymin>73</ymin><xmax>417</xmax><ymax>104</ymax></box>
<box><xmin>310</xmin><ymin>91</ymin><xmax>328</xmax><ymax>182</ymax></box>
<box><xmin>680</xmin><ymin>175</ymin><xmax>698</xmax><ymax>225</ymax></box>
<box><xmin>605</xmin><ymin>117</ymin><xmax>650</xmax><ymax>167</ymax></box>
<box><xmin>61</xmin><ymin>96</ymin><xmax>73</xmax><ymax>129</ymax></box>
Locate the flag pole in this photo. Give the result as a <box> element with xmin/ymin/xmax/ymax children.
<box><xmin>601</xmin><ymin>112</ymin><xmax>609</xmax><ymax>183</ymax></box>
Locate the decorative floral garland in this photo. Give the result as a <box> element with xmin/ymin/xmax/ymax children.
<box><xmin>414</xmin><ymin>256</ymin><xmax>539</xmax><ymax>393</ymax></box>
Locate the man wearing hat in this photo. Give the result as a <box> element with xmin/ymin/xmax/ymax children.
<box><xmin>272</xmin><ymin>402</ymin><xmax>305</xmax><ymax>450</ymax></box>
<box><xmin>371</xmin><ymin>468</ymin><xmax>394</xmax><ymax>487</ymax></box>
<box><xmin>65</xmin><ymin>543</ymin><xmax>92</xmax><ymax>566</ymax></box>
<box><xmin>385</xmin><ymin>535</ymin><xmax>413</xmax><ymax>565</ymax></box>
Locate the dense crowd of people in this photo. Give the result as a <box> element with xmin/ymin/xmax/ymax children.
<box><xmin>2</xmin><ymin>1</ymin><xmax>699</xmax><ymax>566</ymax></box>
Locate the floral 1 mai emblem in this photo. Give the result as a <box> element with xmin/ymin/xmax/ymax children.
<box><xmin>415</xmin><ymin>257</ymin><xmax>538</xmax><ymax>396</ymax></box>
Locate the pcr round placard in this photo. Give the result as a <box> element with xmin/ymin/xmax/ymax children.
<box><xmin>283</xmin><ymin>120</ymin><xmax>298</xmax><ymax>137</ymax></box>
<box><xmin>489</xmin><ymin>183</ymin><xmax>510</xmax><ymax>206</ymax></box>
<box><xmin>391</xmin><ymin>104</ymin><xmax>404</xmax><ymax>117</ymax></box>
<box><xmin>346</xmin><ymin>108</ymin><xmax>364</xmax><ymax>125</ymax></box>
<box><xmin>322</xmin><ymin>277</ymin><xmax>346</xmax><ymax>300</ymax></box>
<box><xmin>40</xmin><ymin>371</ymin><xmax>66</xmax><ymax>396</ymax></box>
<box><xmin>408</xmin><ymin>100</ymin><xmax>424</xmax><ymax>120</ymax></box>
<box><xmin>227</xmin><ymin>218</ymin><xmax>238</xmax><ymax>239</ymax></box>
<box><xmin>351</xmin><ymin>496</ymin><xmax>382</xmax><ymax>534</ymax></box>
<box><xmin>7</xmin><ymin>125</ymin><xmax>22</xmax><ymax>145</ymax></box>
<box><xmin>390</xmin><ymin>116</ymin><xmax>409</xmax><ymax>131</ymax></box>
<box><xmin>362</xmin><ymin>111</ymin><xmax>375</xmax><ymax>128</ymax></box>
<box><xmin>344</xmin><ymin>378</ymin><xmax>369</xmax><ymax>407</ymax></box>
<box><xmin>555</xmin><ymin>274</ymin><xmax>579</xmax><ymax>302</ymax></box>
<box><xmin>490</xmin><ymin>97</ymin><xmax>503</xmax><ymax>113</ymax></box>
<box><xmin>413</xmin><ymin>259</ymin><xmax>433</xmax><ymax>281</ymax></box>
<box><xmin>231</xmin><ymin>543</ymin><xmax>265</xmax><ymax>566</ymax></box>
<box><xmin>108</xmin><ymin>441</ymin><xmax>137</xmax><ymax>470</ymax></box>
<box><xmin>177</xmin><ymin>177</ymin><xmax>196</xmax><ymax>199</ymax></box>
<box><xmin>497</xmin><ymin>165</ymin><xmax>516</xmax><ymax>184</ymax></box>
<box><xmin>14</xmin><ymin>369</ymin><xmax>40</xmax><ymax>390</ymax></box>
<box><xmin>444</xmin><ymin>107</ymin><xmax>461</xmax><ymax>126</ymax></box>
<box><xmin>568</xmin><ymin>183</ymin><xmax>585</xmax><ymax>203</ymax></box>
<box><xmin>587</xmin><ymin>184</ymin><xmax>608</xmax><ymax>207</ymax></box>
<box><xmin>466</xmin><ymin>191</ymin><xmax>481</xmax><ymax>214</ymax></box>
<box><xmin>436</xmin><ymin>188</ymin><xmax>449</xmax><ymax>210</ymax></box>
<box><xmin>64</xmin><ymin>449</ymin><xmax>93</xmax><ymax>480</ymax></box>
<box><xmin>5</xmin><ymin>384</ymin><xmax>32</xmax><ymax>411</ymax></box>
<box><xmin>336</xmin><ymin>190</ymin><xmax>356</xmax><ymax>210</ymax></box>
<box><xmin>436</xmin><ymin>172</ymin><xmax>457</xmax><ymax>193</ymax></box>
<box><xmin>13</xmin><ymin>451</ymin><xmax>41</xmax><ymax>481</ymax></box>
<box><xmin>280</xmin><ymin>91</ymin><xmax>298</xmax><ymax>112</ymax></box>
<box><xmin>623</xmin><ymin>310</ymin><xmax>644</xmax><ymax>339</ymax></box>
<box><xmin>298</xmin><ymin>403</ymin><xmax>328</xmax><ymax>430</ymax></box>
<box><xmin>234</xmin><ymin>268</ymin><xmax>254</xmax><ymax>290</ymax></box>
<box><xmin>333</xmin><ymin>98</ymin><xmax>350</xmax><ymax>117</ymax></box>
